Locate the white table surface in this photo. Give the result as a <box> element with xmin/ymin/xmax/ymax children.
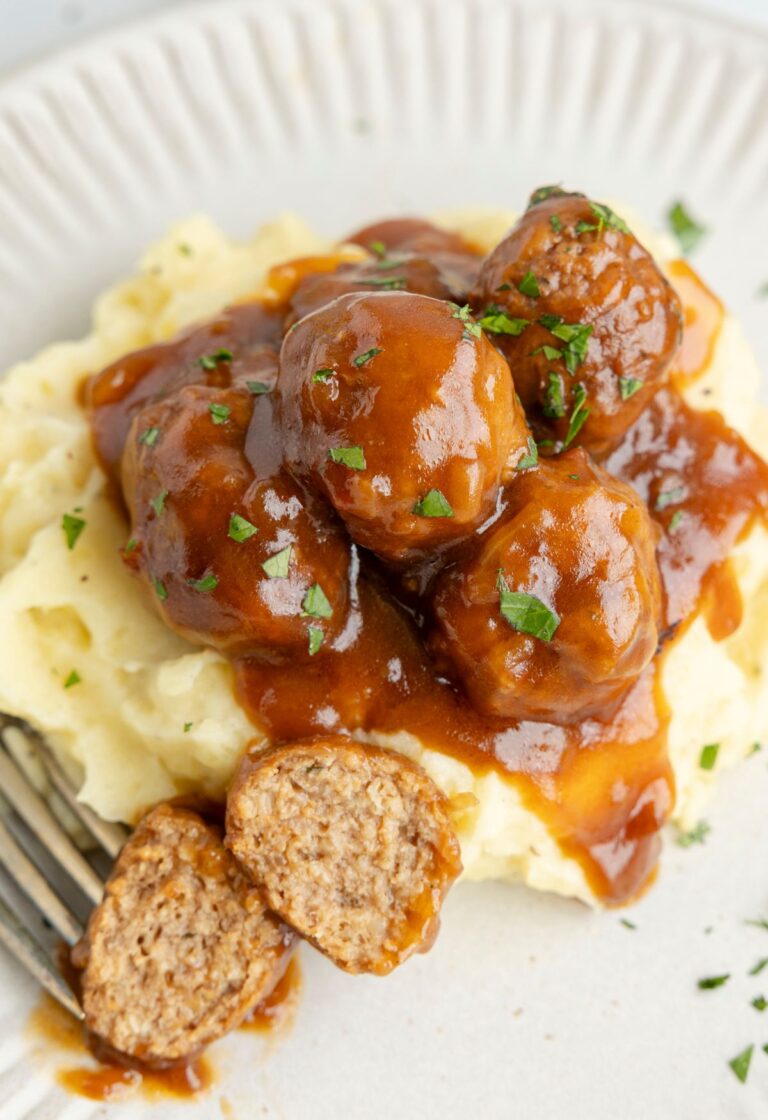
<box><xmin>0</xmin><ymin>0</ymin><xmax>767</xmax><ymax>75</ymax></box>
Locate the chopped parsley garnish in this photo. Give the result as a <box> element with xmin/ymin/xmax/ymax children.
<box><xmin>619</xmin><ymin>377</ymin><xmax>644</xmax><ymax>401</ymax></box>
<box><xmin>497</xmin><ymin>570</ymin><xmax>560</xmax><ymax>642</ymax></box>
<box><xmin>352</xmin><ymin>347</ymin><xmax>382</xmax><ymax>367</ymax></box>
<box><xmin>412</xmin><ymin>489</ymin><xmax>454</xmax><ymax>518</ymax></box>
<box><xmin>539</xmin><ymin>317</ymin><xmax>593</xmax><ymax>374</ymax></box>
<box><xmin>328</xmin><ymin>446</ymin><xmax>366</xmax><ymax>470</ymax></box>
<box><xmin>478</xmin><ymin>308</ymin><xmax>530</xmax><ymax>336</ymax></box>
<box><xmin>308</xmin><ymin>626</ymin><xmax>324</xmax><ymax>656</ymax></box>
<box><xmin>63</xmin><ymin>670</ymin><xmax>81</xmax><ymax>689</ymax></box>
<box><xmin>125</xmin><ymin>537</ymin><xmax>138</xmax><ymax>555</ymax></box>
<box><xmin>550</xmin><ymin>214</ymin><xmax>562</xmax><ymax>234</ymax></box>
<box><xmin>228</xmin><ymin>514</ymin><xmax>258</xmax><ymax>542</ymax></box>
<box><xmin>668</xmin><ymin>510</ymin><xmax>685</xmax><ymax>533</ymax></box>
<box><xmin>139</xmin><ymin>426</ymin><xmax>160</xmax><ymax>446</ymax></box>
<box><xmin>543</xmin><ymin>372</ymin><xmax>565</xmax><ymax>419</ymax></box>
<box><xmin>246</xmin><ymin>381</ymin><xmax>271</xmax><ymax>395</ymax></box>
<box><xmin>496</xmin><ymin>282</ymin><xmax>512</xmax><ymax>292</ymax></box>
<box><xmin>757</xmin><ymin>281</ymin><xmax>768</xmax><ymax>298</ymax></box>
<box><xmin>188</xmin><ymin>572</ymin><xmax>218</xmax><ymax>593</ymax></box>
<box><xmin>183</xmin><ymin>721</ymin><xmax>193</xmax><ymax>732</ymax></box>
<box><xmin>515</xmin><ymin>437</ymin><xmax>538</xmax><ymax>471</ymax></box>
<box><xmin>620</xmin><ymin>918</ymin><xmax>636</xmax><ymax>930</ymax></box>
<box><xmin>209</xmin><ymin>402</ymin><xmax>231</xmax><ymax>425</ymax></box>
<box><xmin>198</xmin><ymin>348</ymin><xmax>234</xmax><ymax>370</ymax></box>
<box><xmin>577</xmin><ymin>201</ymin><xmax>630</xmax><ymax>236</ymax></box>
<box><xmin>313</xmin><ymin>368</ymin><xmax>334</xmax><ymax>383</ymax></box>
<box><xmin>261</xmin><ymin>546</ymin><xmax>292</xmax><ymax>579</ymax></box>
<box><xmin>676</xmin><ymin>820</ymin><xmax>710</xmax><ymax>847</ymax></box>
<box><xmin>150</xmin><ymin>489</ymin><xmax>168</xmax><ymax>516</ymax></box>
<box><xmin>369</xmin><ymin>239</ymin><xmax>387</xmax><ymax>258</ymax></box>
<box><xmin>452</xmin><ymin>304</ymin><xmax>482</xmax><ymax>340</ymax></box>
<box><xmin>729</xmin><ymin>1045</ymin><xmax>753</xmax><ymax>1084</ymax></box>
<box><xmin>518</xmin><ymin>271</ymin><xmax>541</xmax><ymax>299</ymax></box>
<box><xmin>655</xmin><ymin>486</ymin><xmax>685</xmax><ymax>511</ymax></box>
<box><xmin>746</xmin><ymin>916</ymin><xmax>768</xmax><ymax>932</ymax></box>
<box><xmin>699</xmin><ymin>742</ymin><xmax>720</xmax><ymax>771</ymax></box>
<box><xmin>361</xmin><ymin>275</ymin><xmax>406</xmax><ymax>290</ymax></box>
<box><xmin>563</xmin><ymin>384</ymin><xmax>590</xmax><ymax>449</ymax></box>
<box><xmin>751</xmin><ymin>996</ymin><xmax>767</xmax><ymax>1012</ymax></box>
<box><xmin>528</xmin><ymin>185</ymin><xmax>564</xmax><ymax>207</ymax></box>
<box><xmin>697</xmin><ymin>974</ymin><xmax>730</xmax><ymax>990</ymax></box>
<box><xmin>302</xmin><ymin>583</ymin><xmax>333</xmax><ymax>619</ymax></box>
<box><xmin>62</xmin><ymin>513</ymin><xmax>86</xmax><ymax>550</ymax></box>
<box><xmin>668</xmin><ymin>200</ymin><xmax>707</xmax><ymax>255</ymax></box>
<box><xmin>178</xmin><ymin>243</ymin><xmax>192</xmax><ymax>256</ymax></box>
<box><xmin>153</xmin><ymin>577</ymin><xmax>168</xmax><ymax>601</ymax></box>
<box><xmin>749</xmin><ymin>958</ymin><xmax>768</xmax><ymax>976</ymax></box>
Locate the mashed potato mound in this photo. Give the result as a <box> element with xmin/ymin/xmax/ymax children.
<box><xmin>1</xmin><ymin>207</ymin><xmax>767</xmax><ymax>906</ymax></box>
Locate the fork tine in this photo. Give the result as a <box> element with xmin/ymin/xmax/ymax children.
<box><xmin>0</xmin><ymin>894</ymin><xmax>83</xmax><ymax>1021</ymax></box>
<box><xmin>0</xmin><ymin>748</ymin><xmax>104</xmax><ymax>907</ymax></box>
<box><xmin>0</xmin><ymin>819</ymin><xmax>83</xmax><ymax>945</ymax></box>
<box><xmin>33</xmin><ymin>742</ymin><xmax>128</xmax><ymax>860</ymax></box>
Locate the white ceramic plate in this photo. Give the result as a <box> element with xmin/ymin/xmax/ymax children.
<box><xmin>1</xmin><ymin>1</ymin><xmax>768</xmax><ymax>1117</ymax></box>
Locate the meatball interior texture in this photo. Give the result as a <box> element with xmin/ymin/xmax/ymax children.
<box><xmin>76</xmin><ymin>803</ymin><xmax>293</xmax><ymax>1067</ymax></box>
<box><xmin>121</xmin><ymin>382</ymin><xmax>353</xmax><ymax>660</ymax></box>
<box><xmin>277</xmin><ymin>290</ymin><xmax>530</xmax><ymax>563</ymax></box>
<box><xmin>226</xmin><ymin>736</ymin><xmax>463</xmax><ymax>976</ymax></box>
<box><xmin>430</xmin><ymin>450</ymin><xmax>663</xmax><ymax>723</ymax></box>
<box><xmin>472</xmin><ymin>191</ymin><xmax>683</xmax><ymax>458</ymax></box>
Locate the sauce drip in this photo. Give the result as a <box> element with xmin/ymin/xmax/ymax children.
<box><xmin>240</xmin><ymin>954</ymin><xmax>302</xmax><ymax>1033</ymax></box>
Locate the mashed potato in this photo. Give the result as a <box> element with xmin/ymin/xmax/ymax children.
<box><xmin>1</xmin><ymin>207</ymin><xmax>766</xmax><ymax>906</ymax></box>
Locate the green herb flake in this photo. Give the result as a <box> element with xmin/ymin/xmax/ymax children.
<box><xmin>302</xmin><ymin>583</ymin><xmax>333</xmax><ymax>620</ymax></box>
<box><xmin>361</xmin><ymin>275</ymin><xmax>406</xmax><ymax>290</ymax></box>
<box><xmin>352</xmin><ymin>347</ymin><xmax>383</xmax><ymax>367</ymax></box>
<box><xmin>729</xmin><ymin>1045</ymin><xmax>754</xmax><ymax>1084</ymax></box>
<box><xmin>452</xmin><ymin>304</ymin><xmax>482</xmax><ymax>340</ymax></box>
<box><xmin>308</xmin><ymin>625</ymin><xmax>324</xmax><ymax>656</ymax></box>
<box><xmin>518</xmin><ymin>270</ymin><xmax>541</xmax><ymax>299</ymax></box>
<box><xmin>139</xmin><ymin>426</ymin><xmax>160</xmax><ymax>446</ymax></box>
<box><xmin>550</xmin><ymin>215</ymin><xmax>563</xmax><ymax>234</ymax></box>
<box><xmin>589</xmin><ymin>201</ymin><xmax>630</xmax><ymax>234</ymax></box>
<box><xmin>697</xmin><ymin>974</ymin><xmax>730</xmax><ymax>990</ymax></box>
<box><xmin>751</xmin><ymin>741</ymin><xmax>763</xmax><ymax>755</ymax></box>
<box><xmin>676</xmin><ymin>820</ymin><xmax>710</xmax><ymax>847</ymax></box>
<box><xmin>313</xmin><ymin>368</ymin><xmax>334</xmax><ymax>384</ymax></box>
<box><xmin>563</xmin><ymin>384</ymin><xmax>590</xmax><ymax>449</ymax></box>
<box><xmin>124</xmin><ymin>537</ymin><xmax>138</xmax><ymax>555</ymax></box>
<box><xmin>534</xmin><ymin>344</ymin><xmax>563</xmax><ymax>361</ymax></box>
<box><xmin>746</xmin><ymin>916</ymin><xmax>768</xmax><ymax>932</ymax></box>
<box><xmin>543</xmin><ymin>372</ymin><xmax>565</xmax><ymax>419</ymax></box>
<box><xmin>619</xmin><ymin>377</ymin><xmax>644</xmax><ymax>401</ymax></box>
<box><xmin>188</xmin><ymin>572</ymin><xmax>218</xmax><ymax>593</ymax></box>
<box><xmin>150</xmin><ymin>489</ymin><xmax>169</xmax><ymax>516</ymax></box>
<box><xmin>668</xmin><ymin>200</ymin><xmax>707</xmax><ymax>255</ymax></box>
<box><xmin>542</xmin><ymin>319</ymin><xmax>594</xmax><ymax>374</ymax></box>
<box><xmin>246</xmin><ymin>381</ymin><xmax>271</xmax><ymax>395</ymax></box>
<box><xmin>478</xmin><ymin>308</ymin><xmax>530</xmax><ymax>336</ymax></box>
<box><xmin>328</xmin><ymin>446</ymin><xmax>366</xmax><ymax>471</ymax></box>
<box><xmin>752</xmin><ymin>996</ymin><xmax>768</xmax><ymax>1012</ymax></box>
<box><xmin>496</xmin><ymin>282</ymin><xmax>512</xmax><ymax>292</ymax></box>
<box><xmin>198</xmin><ymin>348</ymin><xmax>234</xmax><ymax>370</ymax></box>
<box><xmin>369</xmin><ymin>239</ymin><xmax>387</xmax><ymax>258</ymax></box>
<box><xmin>497</xmin><ymin>570</ymin><xmax>560</xmax><ymax>642</ymax></box>
<box><xmin>153</xmin><ymin>577</ymin><xmax>168</xmax><ymax>601</ymax></box>
<box><xmin>620</xmin><ymin>918</ymin><xmax>637</xmax><ymax>930</ymax></box>
<box><xmin>412</xmin><ymin>489</ymin><xmax>454</xmax><ymax>518</ymax></box>
<box><xmin>757</xmin><ymin>281</ymin><xmax>768</xmax><ymax>298</ymax></box>
<box><xmin>655</xmin><ymin>486</ymin><xmax>686</xmax><ymax>512</ymax></box>
<box><xmin>228</xmin><ymin>514</ymin><xmax>258</xmax><ymax>543</ymax></box>
<box><xmin>63</xmin><ymin>669</ymin><xmax>81</xmax><ymax>690</ymax></box>
<box><xmin>178</xmin><ymin>243</ymin><xmax>193</xmax><ymax>257</ymax></box>
<box><xmin>528</xmin><ymin>185</ymin><xmax>564</xmax><ymax>207</ymax></box>
<box><xmin>749</xmin><ymin>958</ymin><xmax>768</xmax><ymax>976</ymax></box>
<box><xmin>209</xmin><ymin>402</ymin><xmax>231</xmax><ymax>425</ymax></box>
<box><xmin>261</xmin><ymin>546</ymin><xmax>292</xmax><ymax>579</ymax></box>
<box><xmin>699</xmin><ymin>743</ymin><xmax>720</xmax><ymax>771</ymax></box>
<box><xmin>515</xmin><ymin>437</ymin><xmax>539</xmax><ymax>472</ymax></box>
<box><xmin>62</xmin><ymin>513</ymin><xmax>86</xmax><ymax>551</ymax></box>
<box><xmin>668</xmin><ymin>510</ymin><xmax>685</xmax><ymax>533</ymax></box>
<box><xmin>183</xmin><ymin>721</ymin><xmax>193</xmax><ymax>733</ymax></box>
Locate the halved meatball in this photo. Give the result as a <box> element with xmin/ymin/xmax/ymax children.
<box><xmin>277</xmin><ymin>291</ymin><xmax>530</xmax><ymax>563</ymax></box>
<box><xmin>225</xmin><ymin>736</ymin><xmax>462</xmax><ymax>975</ymax></box>
<box><xmin>429</xmin><ymin>451</ymin><xmax>663</xmax><ymax>722</ymax></box>
<box><xmin>121</xmin><ymin>383</ymin><xmax>353</xmax><ymax>660</ymax></box>
<box><xmin>75</xmin><ymin>803</ymin><xmax>293</xmax><ymax>1067</ymax></box>
<box><xmin>471</xmin><ymin>189</ymin><xmax>683</xmax><ymax>457</ymax></box>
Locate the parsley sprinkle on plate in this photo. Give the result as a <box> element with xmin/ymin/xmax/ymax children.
<box><xmin>62</xmin><ymin>512</ymin><xmax>86</xmax><ymax>550</ymax></box>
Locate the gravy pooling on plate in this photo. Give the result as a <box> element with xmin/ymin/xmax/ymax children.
<box><xmin>85</xmin><ymin>190</ymin><xmax>768</xmax><ymax>905</ymax></box>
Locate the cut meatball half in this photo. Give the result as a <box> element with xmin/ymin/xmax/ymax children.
<box><xmin>225</xmin><ymin>736</ymin><xmax>463</xmax><ymax>975</ymax></box>
<box><xmin>75</xmin><ymin>803</ymin><xmax>294</xmax><ymax>1067</ymax></box>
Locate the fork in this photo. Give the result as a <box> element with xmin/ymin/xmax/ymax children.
<box><xmin>0</xmin><ymin>713</ymin><xmax>128</xmax><ymax>1021</ymax></box>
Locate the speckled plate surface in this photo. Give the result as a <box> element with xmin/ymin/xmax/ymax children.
<box><xmin>1</xmin><ymin>1</ymin><xmax>768</xmax><ymax>1117</ymax></box>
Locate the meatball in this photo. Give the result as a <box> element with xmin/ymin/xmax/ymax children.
<box><xmin>75</xmin><ymin>803</ymin><xmax>294</xmax><ymax>1067</ymax></box>
<box><xmin>347</xmin><ymin>216</ymin><xmax>478</xmax><ymax>257</ymax></box>
<box><xmin>86</xmin><ymin>303</ymin><xmax>281</xmax><ymax>482</ymax></box>
<box><xmin>277</xmin><ymin>291</ymin><xmax>530</xmax><ymax>563</ymax></box>
<box><xmin>225</xmin><ymin>736</ymin><xmax>462</xmax><ymax>975</ymax></box>
<box><xmin>471</xmin><ymin>190</ymin><xmax>683</xmax><ymax>457</ymax></box>
<box><xmin>429</xmin><ymin>451</ymin><xmax>662</xmax><ymax>722</ymax></box>
<box><xmin>121</xmin><ymin>383</ymin><xmax>353</xmax><ymax>660</ymax></box>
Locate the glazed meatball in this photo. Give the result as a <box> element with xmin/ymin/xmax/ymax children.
<box><xmin>277</xmin><ymin>291</ymin><xmax>530</xmax><ymax>563</ymax></box>
<box><xmin>225</xmin><ymin>736</ymin><xmax>462</xmax><ymax>975</ymax></box>
<box><xmin>75</xmin><ymin>803</ymin><xmax>293</xmax><ymax>1067</ymax></box>
<box><xmin>471</xmin><ymin>190</ymin><xmax>683</xmax><ymax>458</ymax></box>
<box><xmin>87</xmin><ymin>303</ymin><xmax>282</xmax><ymax>482</ymax></box>
<box><xmin>430</xmin><ymin>451</ymin><xmax>662</xmax><ymax>722</ymax></box>
<box><xmin>121</xmin><ymin>383</ymin><xmax>353</xmax><ymax>660</ymax></box>
<box><xmin>347</xmin><ymin>216</ymin><xmax>478</xmax><ymax>257</ymax></box>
